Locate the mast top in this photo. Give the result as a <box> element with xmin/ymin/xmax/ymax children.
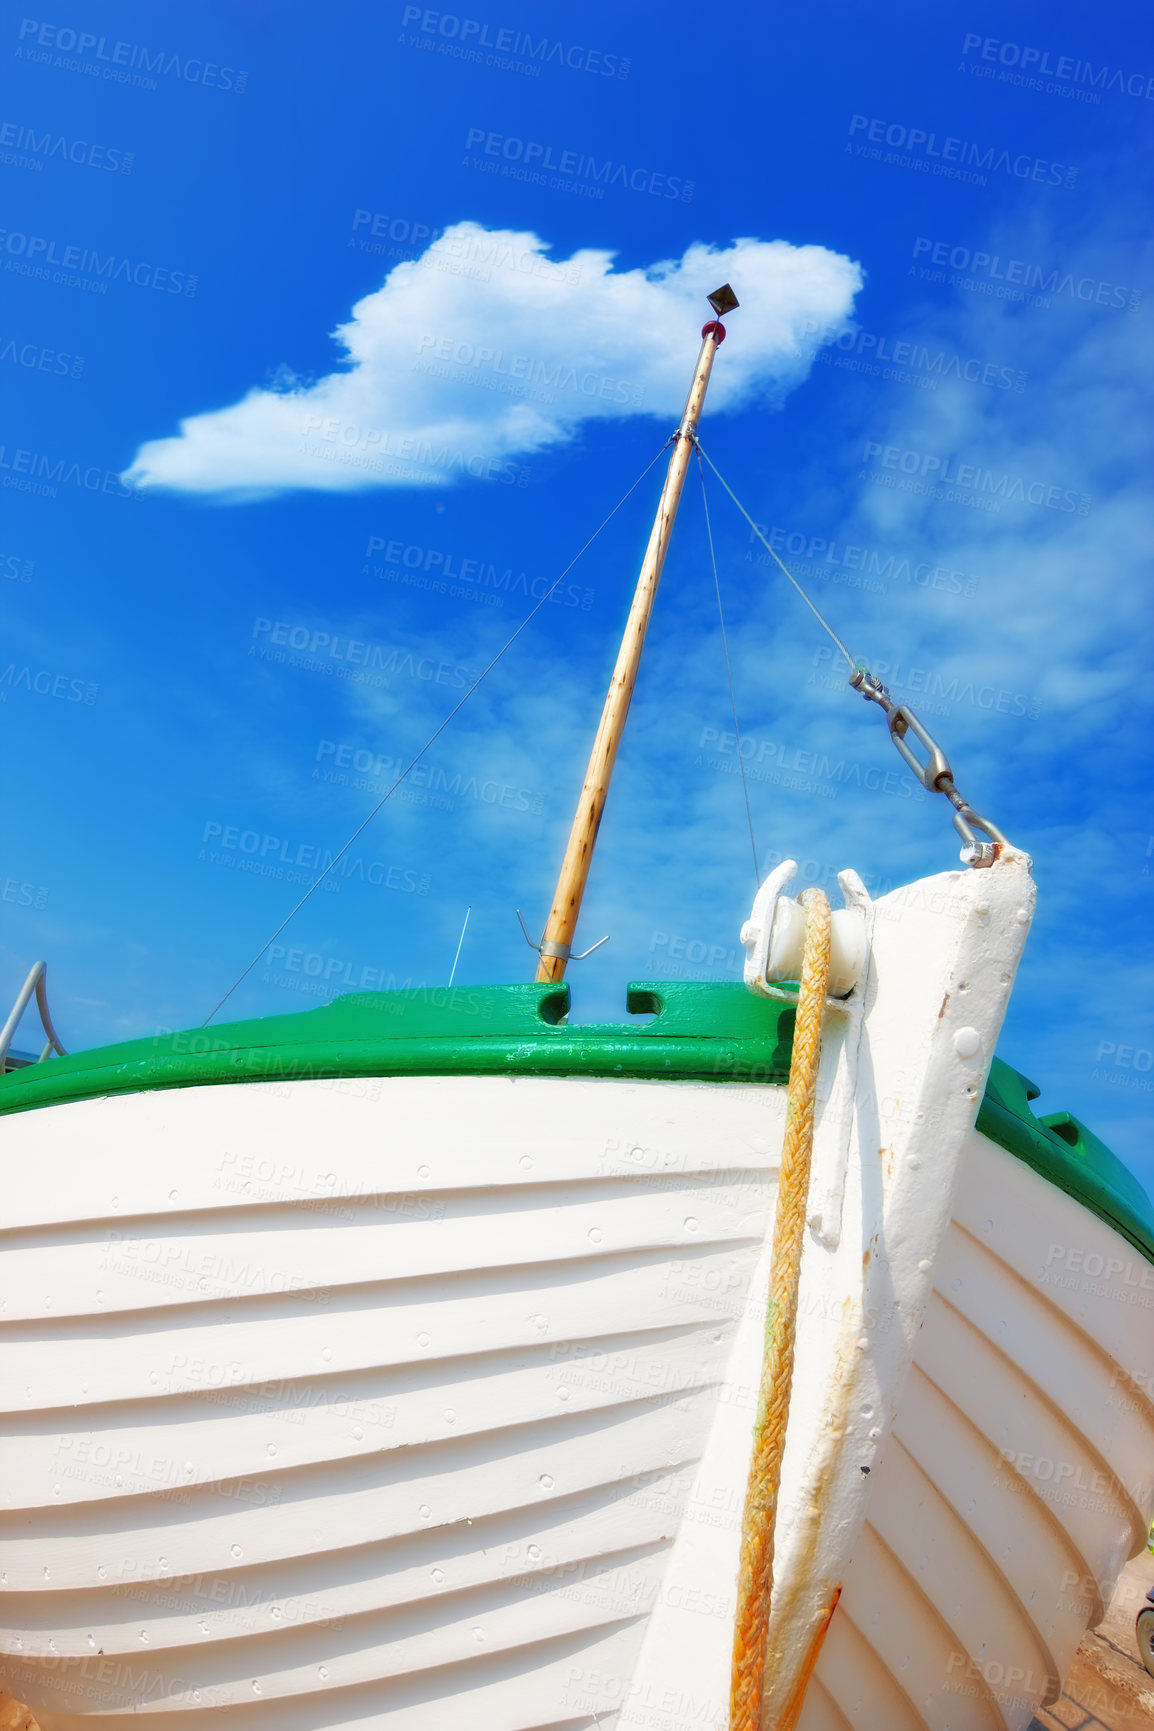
<box><xmin>707</xmin><ymin>283</ymin><xmax>739</xmax><ymax>316</ymax></box>
<box><xmin>703</xmin><ymin>283</ymin><xmax>739</xmax><ymax>343</ymax></box>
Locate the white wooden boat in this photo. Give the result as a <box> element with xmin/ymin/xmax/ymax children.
<box><xmin>1</xmin><ymin>293</ymin><xmax>1150</xmax><ymax>1731</ymax></box>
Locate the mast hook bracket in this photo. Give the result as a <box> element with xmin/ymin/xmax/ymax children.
<box><xmin>849</xmin><ymin>666</ymin><xmax>1013</xmax><ymax>868</ymax></box>
<box><xmin>516</xmin><ymin>911</ymin><xmax>610</xmax><ymax>964</ymax></box>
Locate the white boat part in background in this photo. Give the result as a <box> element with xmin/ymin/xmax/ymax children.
<box><xmin>0</xmin><ymin>854</ymin><xmax>1150</xmax><ymax>1728</ymax></box>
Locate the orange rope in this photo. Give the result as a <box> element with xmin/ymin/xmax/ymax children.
<box><xmin>730</xmin><ymin>888</ymin><xmax>831</xmax><ymax>1731</ymax></box>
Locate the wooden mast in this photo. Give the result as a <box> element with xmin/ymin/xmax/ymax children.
<box><xmin>534</xmin><ymin>291</ymin><xmax>736</xmax><ymax>983</ymax></box>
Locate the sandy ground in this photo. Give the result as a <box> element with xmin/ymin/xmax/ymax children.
<box><xmin>1031</xmin><ymin>1549</ymin><xmax>1154</xmax><ymax>1731</ymax></box>
<box><xmin>0</xmin><ymin>1553</ymin><xmax>1150</xmax><ymax>1728</ymax></box>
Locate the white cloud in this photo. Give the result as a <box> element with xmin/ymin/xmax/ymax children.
<box><xmin>123</xmin><ymin>223</ymin><xmax>862</xmax><ymax>497</ymax></box>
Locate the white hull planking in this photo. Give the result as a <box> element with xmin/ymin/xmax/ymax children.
<box><xmin>800</xmin><ymin>1131</ymin><xmax>1154</xmax><ymax>1731</ymax></box>
<box><xmin>0</xmin><ymin>1073</ymin><xmax>782</xmax><ymax>1728</ymax></box>
<box><xmin>0</xmin><ymin>856</ymin><xmax>1149</xmax><ymax>1728</ymax></box>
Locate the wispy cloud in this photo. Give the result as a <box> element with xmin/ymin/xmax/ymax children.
<box><xmin>123</xmin><ymin>223</ymin><xmax>862</xmax><ymax>497</ymax></box>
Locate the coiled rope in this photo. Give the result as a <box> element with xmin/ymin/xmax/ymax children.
<box><xmin>730</xmin><ymin>887</ymin><xmax>831</xmax><ymax>1731</ymax></box>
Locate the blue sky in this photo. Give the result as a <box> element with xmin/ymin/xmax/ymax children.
<box><xmin>3</xmin><ymin>0</ymin><xmax>1152</xmax><ymax>1186</ymax></box>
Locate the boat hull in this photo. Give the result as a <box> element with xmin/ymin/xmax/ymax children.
<box><xmin>0</xmin><ymin>1072</ymin><xmax>785</xmax><ymax>1727</ymax></box>
<box><xmin>3</xmin><ymin>1077</ymin><xmax>1150</xmax><ymax>1731</ymax></box>
<box><xmin>801</xmin><ymin>1126</ymin><xmax>1154</xmax><ymax>1731</ymax></box>
<box><xmin>0</xmin><ymin>857</ymin><xmax>1150</xmax><ymax>1728</ymax></box>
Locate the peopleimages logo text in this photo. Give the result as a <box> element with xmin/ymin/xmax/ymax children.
<box><xmin>848</xmin><ymin>114</ymin><xmax>1076</xmax><ymax>188</ymax></box>
<box><xmin>0</xmin><ymin>228</ymin><xmax>196</xmax><ymax>295</ymax></box>
<box><xmin>799</xmin><ymin>318</ymin><xmax>1024</xmax><ymax>393</ymax></box>
<box><xmin>861</xmin><ymin>440</ymin><xmax>1091</xmax><ymax>515</ymax></box>
<box><xmin>0</xmin><ymin>121</ymin><xmax>133</xmax><ymax>172</ymax></box>
<box><xmin>401</xmin><ymin>9</ymin><xmax>629</xmax><ymax>77</ymax></box>
<box><xmin>911</xmin><ymin>238</ymin><xmax>1140</xmax><ymax>312</ymax></box>
<box><xmin>749</xmin><ymin>524</ymin><xmax>978</xmax><ymax>598</ymax></box>
<box><xmin>0</xmin><ymin>338</ymin><xmax>84</xmax><ymax>378</ymax></box>
<box><xmin>0</xmin><ymin>442</ymin><xmax>142</xmax><ymax>500</ymax></box>
<box><xmin>364</xmin><ymin>537</ymin><xmax>593</xmax><ymax>610</ymax></box>
<box><xmin>15</xmin><ymin>19</ymin><xmax>247</xmax><ymax>90</ymax></box>
<box><xmin>463</xmin><ymin>128</ymin><xmax>693</xmax><ymax>200</ymax></box>
<box><xmin>200</xmin><ymin>823</ymin><xmax>430</xmax><ymax>895</ymax></box>
<box><xmin>961</xmin><ymin>34</ymin><xmax>1154</xmax><ymax>100</ymax></box>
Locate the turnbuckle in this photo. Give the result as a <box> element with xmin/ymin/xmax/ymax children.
<box><xmin>849</xmin><ymin>666</ymin><xmax>1011</xmax><ymax>867</ymax></box>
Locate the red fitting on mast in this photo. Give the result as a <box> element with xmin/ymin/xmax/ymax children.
<box><xmin>701</xmin><ymin>319</ymin><xmax>727</xmax><ymax>343</ymax></box>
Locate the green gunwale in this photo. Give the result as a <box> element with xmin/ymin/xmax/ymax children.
<box><xmin>0</xmin><ymin>982</ymin><xmax>796</xmax><ymax>1113</ymax></box>
<box><xmin>2</xmin><ymin>980</ymin><xmax>1150</xmax><ymax>1267</ymax></box>
<box><xmin>976</xmin><ymin>1059</ymin><xmax>1154</xmax><ymax>1271</ymax></box>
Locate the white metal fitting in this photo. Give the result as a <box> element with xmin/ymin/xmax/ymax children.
<box><xmin>741</xmin><ymin>859</ymin><xmax>870</xmax><ymax>1003</ymax></box>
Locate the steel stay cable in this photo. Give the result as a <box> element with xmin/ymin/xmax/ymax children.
<box><xmin>202</xmin><ymin>439</ymin><xmax>673</xmax><ymax>1027</ymax></box>
<box><xmin>696</xmin><ymin>446</ymin><xmax>760</xmax><ymax>888</ymax></box>
<box><xmin>695</xmin><ymin>441</ymin><xmax>857</xmax><ymax>670</ymax></box>
<box><xmin>695</xmin><ymin>440</ymin><xmax>1013</xmax><ymax>865</ymax></box>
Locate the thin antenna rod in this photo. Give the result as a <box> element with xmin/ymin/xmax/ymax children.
<box><xmin>447</xmin><ymin>906</ymin><xmax>471</xmax><ymax>988</ymax></box>
<box><xmin>533</xmin><ymin>297</ymin><xmax>734</xmax><ymax>983</ymax></box>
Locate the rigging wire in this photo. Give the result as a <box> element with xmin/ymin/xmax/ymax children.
<box><xmin>696</xmin><ymin>446</ymin><xmax>760</xmax><ymax>889</ymax></box>
<box><xmin>695</xmin><ymin>441</ymin><xmax>857</xmax><ymax>670</ymax></box>
<box><xmin>447</xmin><ymin>906</ymin><xmax>471</xmax><ymax>989</ymax></box>
<box><xmin>202</xmin><ymin>439</ymin><xmax>674</xmax><ymax>1027</ymax></box>
<box><xmin>699</xmin><ymin>439</ymin><xmax>1014</xmax><ymax>868</ymax></box>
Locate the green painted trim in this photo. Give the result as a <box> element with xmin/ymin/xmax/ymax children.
<box><xmin>2</xmin><ymin>981</ymin><xmax>1149</xmax><ymax>1269</ymax></box>
<box><xmin>0</xmin><ymin>982</ymin><xmax>795</xmax><ymax>1117</ymax></box>
<box><xmin>977</xmin><ymin>1057</ymin><xmax>1154</xmax><ymax>1270</ymax></box>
